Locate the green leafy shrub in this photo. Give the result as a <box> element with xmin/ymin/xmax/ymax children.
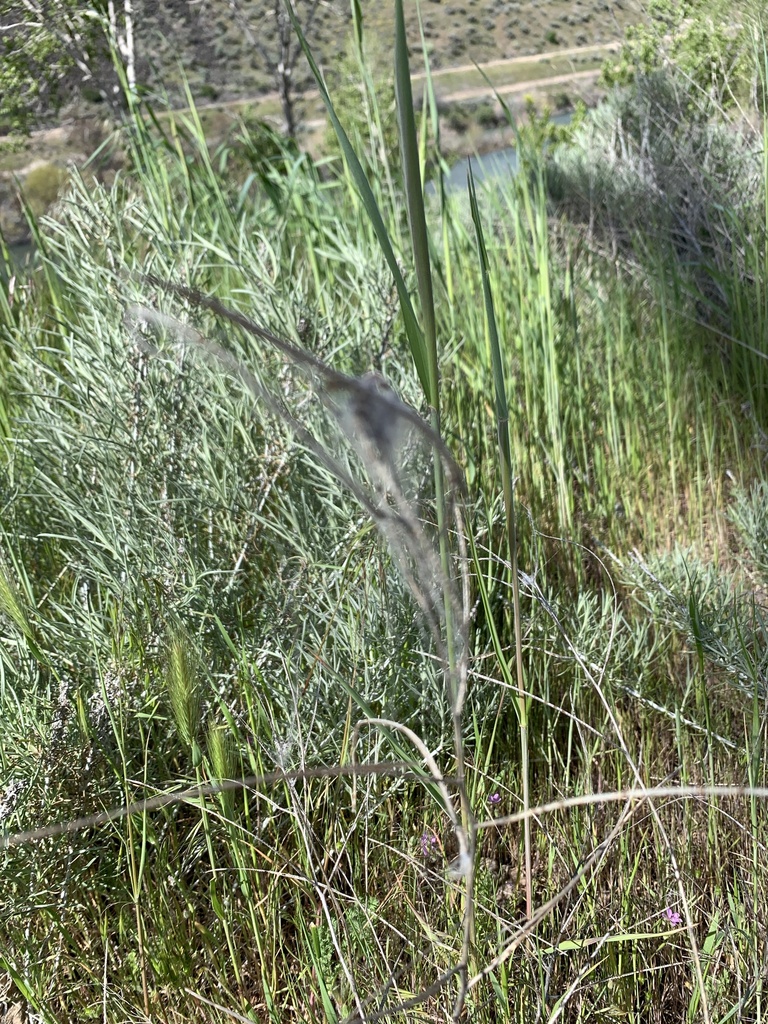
<box><xmin>445</xmin><ymin>103</ymin><xmax>470</xmax><ymax>133</ymax></box>
<box><xmin>601</xmin><ymin>0</ymin><xmax>754</xmax><ymax>105</ymax></box>
<box><xmin>475</xmin><ymin>100</ymin><xmax>504</xmax><ymax>129</ymax></box>
<box><xmin>0</xmin><ymin>136</ymin><xmax>27</xmax><ymax>160</ymax></box>
<box><xmin>322</xmin><ymin>31</ymin><xmax>400</xmax><ymax>174</ymax></box>
<box><xmin>23</xmin><ymin>162</ymin><xmax>67</xmax><ymax>216</ymax></box>
<box><xmin>543</xmin><ymin>74</ymin><xmax>761</xmax><ymax>300</ymax></box>
<box><xmin>553</xmin><ymin>90</ymin><xmax>571</xmax><ymax>111</ymax></box>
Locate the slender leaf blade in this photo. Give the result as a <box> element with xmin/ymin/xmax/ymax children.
<box><xmin>285</xmin><ymin>0</ymin><xmax>430</xmax><ymax>396</ymax></box>
<box><xmin>394</xmin><ymin>0</ymin><xmax>438</xmax><ymax>408</ymax></box>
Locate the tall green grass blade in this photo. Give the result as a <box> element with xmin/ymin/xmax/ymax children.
<box><xmin>467</xmin><ymin>166</ymin><xmax>532</xmax><ymax>919</ymax></box>
<box><xmin>417</xmin><ymin>5</ymin><xmax>440</xmax><ymax>152</ymax></box>
<box><xmin>285</xmin><ymin>0</ymin><xmax>430</xmax><ymax>397</ymax></box>
<box><xmin>394</xmin><ymin>0</ymin><xmax>438</xmax><ymax>411</ymax></box>
<box><xmin>391</xmin><ymin>12</ymin><xmax>467</xmax><ymax>930</ymax></box>
<box><xmin>0</xmin><ymin>555</ymin><xmax>32</xmax><ymax>640</ymax></box>
<box><xmin>350</xmin><ymin>0</ymin><xmax>363</xmax><ymax>51</ymax></box>
<box><xmin>415</xmin><ymin>3</ymin><xmax>455</xmax><ymax>313</ymax></box>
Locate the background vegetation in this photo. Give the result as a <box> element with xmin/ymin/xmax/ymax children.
<box><xmin>2</xmin><ymin>1</ymin><xmax>768</xmax><ymax>1022</ymax></box>
<box><xmin>0</xmin><ymin>0</ymin><xmax>643</xmax><ymax>131</ymax></box>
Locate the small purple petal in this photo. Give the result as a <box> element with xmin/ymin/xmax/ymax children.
<box><xmin>419</xmin><ymin>831</ymin><xmax>438</xmax><ymax>857</ymax></box>
<box><xmin>663</xmin><ymin>907</ymin><xmax>682</xmax><ymax>926</ymax></box>
<box><xmin>488</xmin><ymin>792</ymin><xmax>501</xmax><ymax>805</ymax></box>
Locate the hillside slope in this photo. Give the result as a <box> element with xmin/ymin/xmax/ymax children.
<box><xmin>91</xmin><ymin>0</ymin><xmax>643</xmax><ymax>106</ymax></box>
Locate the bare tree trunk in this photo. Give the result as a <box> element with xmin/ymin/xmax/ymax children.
<box><xmin>277</xmin><ymin>70</ymin><xmax>296</xmax><ymax>138</ymax></box>
<box><xmin>123</xmin><ymin>0</ymin><xmax>136</xmax><ymax>96</ymax></box>
<box><xmin>276</xmin><ymin>7</ymin><xmax>296</xmax><ymax>138</ymax></box>
<box><xmin>224</xmin><ymin>0</ymin><xmax>322</xmax><ymax>139</ymax></box>
<box><xmin>108</xmin><ymin>0</ymin><xmax>137</xmax><ymax>98</ymax></box>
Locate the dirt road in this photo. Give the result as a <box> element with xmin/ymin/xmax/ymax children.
<box><xmin>189</xmin><ymin>38</ymin><xmax>619</xmax><ymax>116</ymax></box>
<box><xmin>410</xmin><ymin>39</ymin><xmax>619</xmax><ymax>83</ymax></box>
<box><xmin>432</xmin><ymin>66</ymin><xmax>602</xmax><ymax>104</ymax></box>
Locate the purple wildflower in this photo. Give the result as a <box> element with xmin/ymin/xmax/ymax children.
<box><xmin>663</xmin><ymin>907</ymin><xmax>682</xmax><ymax>926</ymax></box>
<box><xmin>420</xmin><ymin>831</ymin><xmax>438</xmax><ymax>857</ymax></box>
<box><xmin>488</xmin><ymin>792</ymin><xmax>501</xmax><ymax>806</ymax></box>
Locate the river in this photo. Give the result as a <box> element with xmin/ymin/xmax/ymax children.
<box><xmin>428</xmin><ymin>111</ymin><xmax>573</xmax><ymax>194</ymax></box>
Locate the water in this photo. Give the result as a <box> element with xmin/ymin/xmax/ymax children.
<box><xmin>1</xmin><ymin>241</ymin><xmax>34</xmax><ymax>279</ymax></box>
<box><xmin>427</xmin><ymin>111</ymin><xmax>573</xmax><ymax>194</ymax></box>
<box><xmin>435</xmin><ymin>145</ymin><xmax>521</xmax><ymax>193</ymax></box>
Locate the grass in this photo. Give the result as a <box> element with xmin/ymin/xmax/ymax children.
<box><xmin>1</xmin><ymin>7</ymin><xmax>768</xmax><ymax>1022</ymax></box>
<box><xmin>0</xmin><ymin>3</ymin><xmax>636</xmax><ymax>244</ymax></box>
<box><xmin>417</xmin><ymin>48</ymin><xmax>612</xmax><ymax>96</ymax></box>
<box><xmin>0</xmin><ymin>42</ymin><xmax>613</xmax><ymax>249</ymax></box>
<box><xmin>204</xmin><ymin>52</ymin><xmax>610</xmax><ymax>137</ymax></box>
<box><xmin>363</xmin><ymin>0</ymin><xmax>641</xmax><ymax>70</ymax></box>
<box><xmin>0</xmin><ymin>0</ymin><xmax>641</xmax><ymax>142</ymax></box>
<box><xmin>82</xmin><ymin>0</ymin><xmax>643</xmax><ymax>107</ymax></box>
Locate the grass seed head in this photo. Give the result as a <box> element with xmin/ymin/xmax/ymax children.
<box><xmin>165</xmin><ymin>630</ymin><xmax>204</xmax><ymax>766</ymax></box>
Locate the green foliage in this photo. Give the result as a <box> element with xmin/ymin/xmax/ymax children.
<box><xmin>323</xmin><ymin>31</ymin><xmax>400</xmax><ymax>169</ymax></box>
<box><xmin>542</xmin><ymin>68</ymin><xmax>768</xmax><ymax>425</ymax></box>
<box><xmin>227</xmin><ymin>113</ymin><xmax>304</xmax><ymax>207</ymax></box>
<box><xmin>475</xmin><ymin>100</ymin><xmax>504</xmax><ymax>129</ymax></box>
<box><xmin>22</xmin><ymin>163</ymin><xmax>68</xmax><ymax>217</ymax></box>
<box><xmin>517</xmin><ymin>95</ymin><xmax>584</xmax><ymax>151</ymax></box>
<box><xmin>0</xmin><ymin>20</ymin><xmax>68</xmax><ymax>133</ymax></box>
<box><xmin>166</xmin><ymin>631</ymin><xmax>204</xmax><ymax>766</ymax></box>
<box><xmin>728</xmin><ymin>481</ymin><xmax>768</xmax><ymax>580</ymax></box>
<box><xmin>206</xmin><ymin>722</ymin><xmax>238</xmax><ymax>816</ymax></box>
<box><xmin>0</xmin><ymin>1</ymin><xmax>111</xmax><ymax>133</ymax></box>
<box><xmin>0</xmin><ymin>553</ymin><xmax>32</xmax><ymax>639</ymax></box>
<box><xmin>445</xmin><ymin>103</ymin><xmax>470</xmax><ymax>133</ymax></box>
<box><xmin>2</xmin><ymin>25</ymin><xmax>768</xmax><ymax>1022</ymax></box>
<box><xmin>0</xmin><ymin>135</ymin><xmax>26</xmax><ymax>157</ymax></box>
<box><xmin>601</xmin><ymin>0</ymin><xmax>753</xmax><ymax>102</ymax></box>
